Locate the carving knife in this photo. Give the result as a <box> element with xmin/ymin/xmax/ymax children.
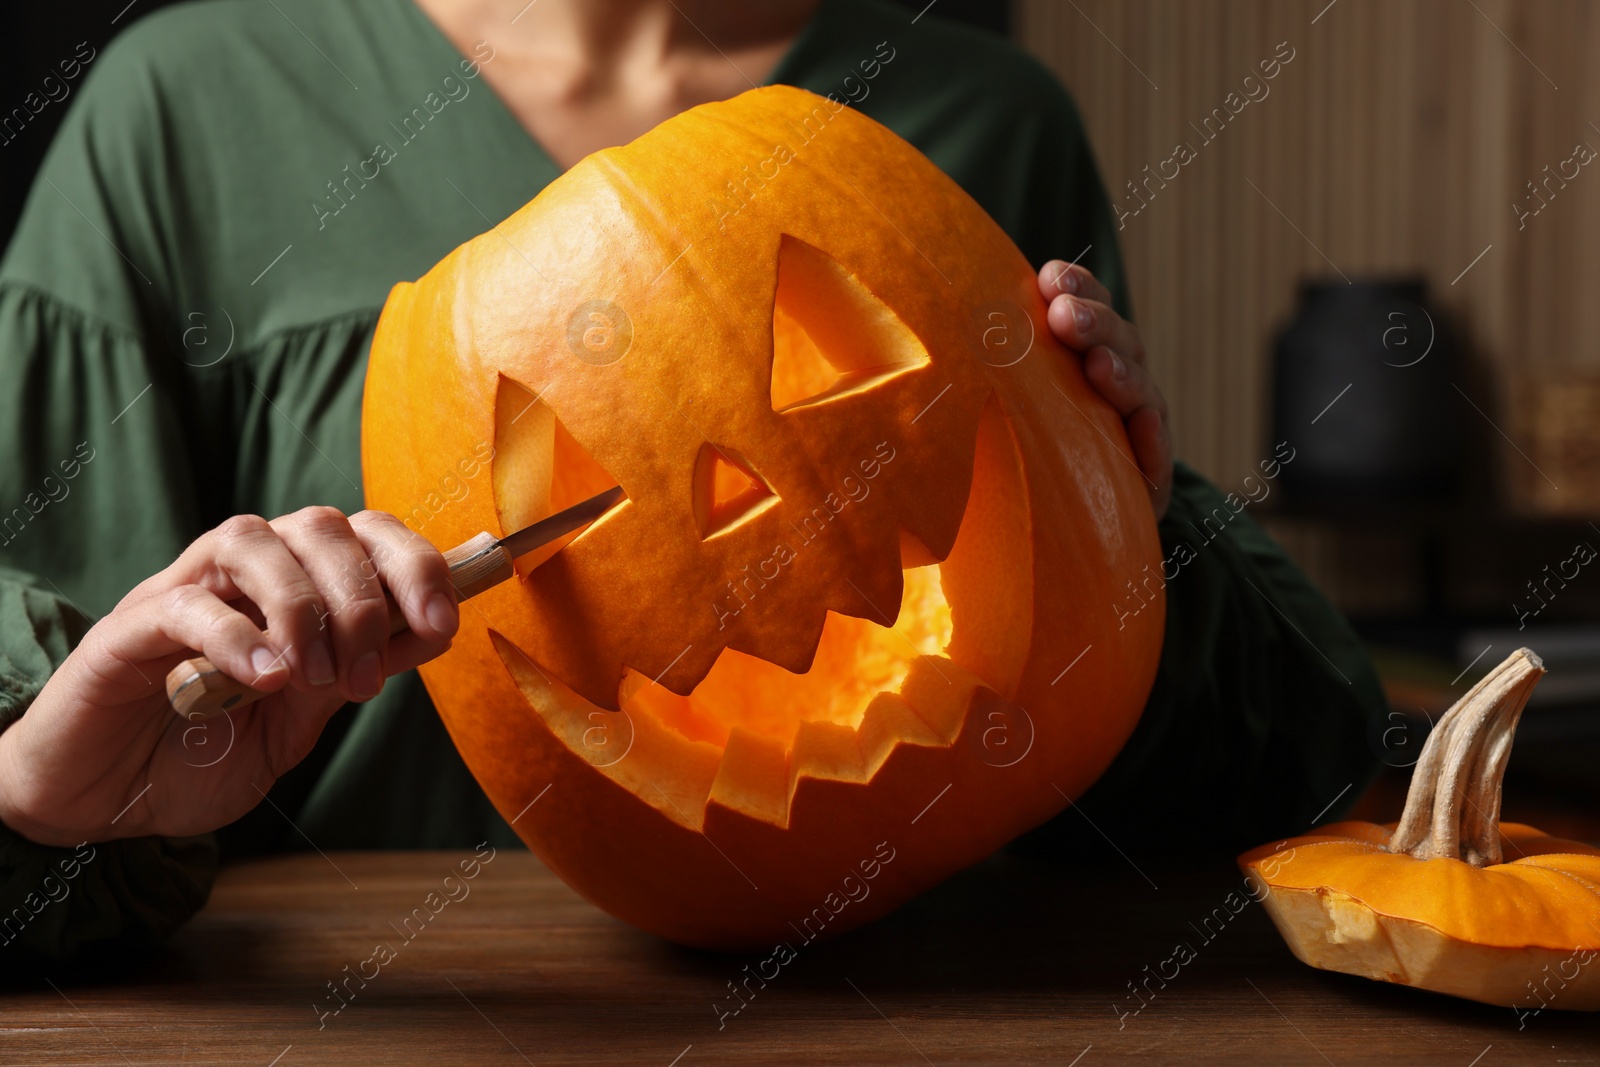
<box><xmin>165</xmin><ymin>485</ymin><xmax>626</xmax><ymax>722</ymax></box>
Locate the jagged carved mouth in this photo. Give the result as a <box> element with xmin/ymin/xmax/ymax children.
<box><xmin>486</xmin><ymin>390</ymin><xmax>1031</xmax><ymax>831</ymax></box>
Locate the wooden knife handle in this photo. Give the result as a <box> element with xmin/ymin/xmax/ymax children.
<box><xmin>166</xmin><ymin>532</ymin><xmax>511</xmax><ymax>722</ymax></box>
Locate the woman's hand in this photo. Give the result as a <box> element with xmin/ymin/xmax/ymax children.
<box><xmin>0</xmin><ymin>508</ymin><xmax>459</xmax><ymax>847</ymax></box>
<box><xmin>1038</xmin><ymin>260</ymin><xmax>1174</xmax><ymax>520</ymax></box>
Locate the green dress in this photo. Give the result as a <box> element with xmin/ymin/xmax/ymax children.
<box><xmin>0</xmin><ymin>0</ymin><xmax>1385</xmax><ymax>965</ymax></box>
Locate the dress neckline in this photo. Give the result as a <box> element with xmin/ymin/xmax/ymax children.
<box><xmin>398</xmin><ymin>0</ymin><xmax>840</xmax><ymax>175</ymax></box>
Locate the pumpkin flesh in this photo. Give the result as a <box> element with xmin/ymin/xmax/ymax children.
<box><xmin>1243</xmin><ymin>823</ymin><xmax>1600</xmax><ymax>1008</ymax></box>
<box><xmin>1242</xmin><ymin>650</ymin><xmax>1600</xmax><ymax>1009</ymax></box>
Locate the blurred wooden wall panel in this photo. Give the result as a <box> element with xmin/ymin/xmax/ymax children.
<box><xmin>1013</xmin><ymin>0</ymin><xmax>1585</xmax><ymax>500</ymax></box>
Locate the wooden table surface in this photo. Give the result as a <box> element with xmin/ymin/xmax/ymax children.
<box><xmin>2</xmin><ymin>843</ymin><xmax>1596</xmax><ymax>1066</ymax></box>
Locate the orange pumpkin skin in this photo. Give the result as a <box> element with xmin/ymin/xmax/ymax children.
<box><xmin>363</xmin><ymin>86</ymin><xmax>1164</xmax><ymax>949</ymax></box>
<box><xmin>1240</xmin><ymin>823</ymin><xmax>1600</xmax><ymax>1009</ymax></box>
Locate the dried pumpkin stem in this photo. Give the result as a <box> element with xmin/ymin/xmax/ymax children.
<box><xmin>1386</xmin><ymin>647</ymin><xmax>1545</xmax><ymax>867</ymax></box>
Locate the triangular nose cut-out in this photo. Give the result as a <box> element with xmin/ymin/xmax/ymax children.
<box><xmin>769</xmin><ymin>234</ymin><xmax>932</xmax><ymax>413</ymax></box>
<box><xmin>694</xmin><ymin>443</ymin><xmax>778</xmax><ymax>539</ymax></box>
<box><xmin>494</xmin><ymin>377</ymin><xmax>626</xmax><ymax>574</ymax></box>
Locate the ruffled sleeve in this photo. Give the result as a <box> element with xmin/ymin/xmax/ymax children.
<box><xmin>0</xmin><ymin>19</ymin><xmax>220</xmax><ymax>966</ymax></box>
<box><xmin>0</xmin><ymin>288</ymin><xmax>221</xmax><ymax>968</ymax></box>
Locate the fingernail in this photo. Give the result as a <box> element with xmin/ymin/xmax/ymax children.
<box><xmin>1073</xmin><ymin>300</ymin><xmax>1093</xmax><ymax>332</ymax></box>
<box><xmin>350</xmin><ymin>652</ymin><xmax>384</xmax><ymax>700</ymax></box>
<box><xmin>305</xmin><ymin>641</ymin><xmax>337</xmax><ymax>686</ymax></box>
<box><xmin>1056</xmin><ymin>265</ymin><xmax>1078</xmax><ymax>294</ymax></box>
<box><xmin>1110</xmin><ymin>351</ymin><xmax>1128</xmax><ymax>380</ymax></box>
<box><xmin>425</xmin><ymin>593</ymin><xmax>457</xmax><ymax>636</ymax></box>
<box><xmin>251</xmin><ymin>645</ymin><xmax>282</xmax><ymax>678</ymax></box>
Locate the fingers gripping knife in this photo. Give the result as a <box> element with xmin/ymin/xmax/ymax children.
<box><xmin>165</xmin><ymin>486</ymin><xmax>625</xmax><ymax>722</ymax></box>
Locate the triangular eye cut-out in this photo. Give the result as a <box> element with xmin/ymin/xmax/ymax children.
<box><xmin>693</xmin><ymin>443</ymin><xmax>778</xmax><ymax>539</ymax></box>
<box><xmin>494</xmin><ymin>377</ymin><xmax>626</xmax><ymax>573</ymax></box>
<box><xmin>769</xmin><ymin>235</ymin><xmax>932</xmax><ymax>413</ymax></box>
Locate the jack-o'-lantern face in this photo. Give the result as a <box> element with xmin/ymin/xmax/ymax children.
<box><xmin>489</xmin><ymin>226</ymin><xmax>987</xmax><ymax>711</ymax></box>
<box><xmin>363</xmin><ymin>86</ymin><xmax>1164</xmax><ymax>949</ymax></box>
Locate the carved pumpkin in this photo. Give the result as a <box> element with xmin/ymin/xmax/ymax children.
<box><xmin>1241</xmin><ymin>649</ymin><xmax>1600</xmax><ymax>1010</ymax></box>
<box><xmin>363</xmin><ymin>86</ymin><xmax>1163</xmax><ymax>948</ymax></box>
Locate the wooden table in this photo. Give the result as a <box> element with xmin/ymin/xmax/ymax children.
<box><xmin>2</xmin><ymin>845</ymin><xmax>1595</xmax><ymax>1065</ymax></box>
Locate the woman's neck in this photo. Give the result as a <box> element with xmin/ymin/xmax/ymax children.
<box><xmin>414</xmin><ymin>0</ymin><xmax>822</xmax><ymax>168</ymax></box>
<box><xmin>428</xmin><ymin>0</ymin><xmax>820</xmax><ymax>85</ymax></box>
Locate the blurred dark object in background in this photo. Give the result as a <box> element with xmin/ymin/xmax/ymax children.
<box><xmin>1270</xmin><ymin>279</ymin><xmax>1463</xmax><ymax>511</ymax></box>
<box><xmin>1</xmin><ymin>1</ymin><xmax>1007</xmax><ymax>253</ymax></box>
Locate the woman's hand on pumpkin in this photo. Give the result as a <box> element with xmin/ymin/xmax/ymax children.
<box><xmin>0</xmin><ymin>508</ymin><xmax>459</xmax><ymax>848</ymax></box>
<box><xmin>1038</xmin><ymin>260</ymin><xmax>1173</xmax><ymax>520</ymax></box>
